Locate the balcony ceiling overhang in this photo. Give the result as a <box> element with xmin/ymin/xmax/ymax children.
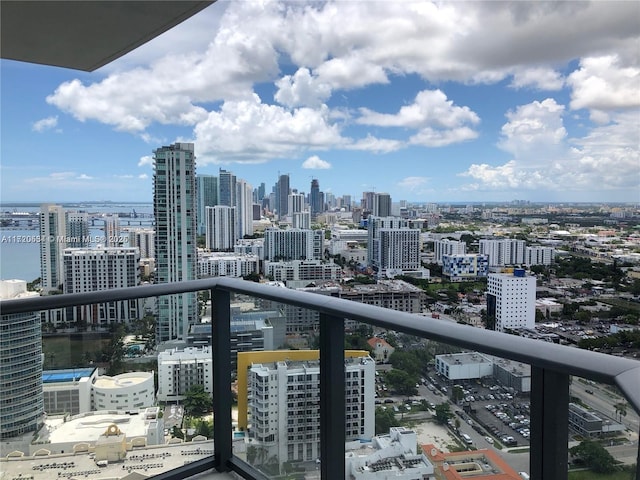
<box><xmin>0</xmin><ymin>1</ymin><xmax>214</xmax><ymax>71</ymax></box>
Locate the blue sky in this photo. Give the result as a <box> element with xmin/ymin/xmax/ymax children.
<box><xmin>1</xmin><ymin>1</ymin><xmax>639</xmax><ymax>204</ymax></box>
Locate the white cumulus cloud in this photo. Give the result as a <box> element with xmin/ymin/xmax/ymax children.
<box><xmin>568</xmin><ymin>55</ymin><xmax>640</xmax><ymax>114</ymax></box>
<box><xmin>138</xmin><ymin>155</ymin><xmax>153</xmax><ymax>167</ymax></box>
<box><xmin>302</xmin><ymin>155</ymin><xmax>331</xmax><ymax>169</ymax></box>
<box><xmin>32</xmin><ymin>116</ymin><xmax>59</xmax><ymax>132</ymax></box>
<box><xmin>194</xmin><ymin>94</ymin><xmax>345</xmax><ymax>164</ymax></box>
<box><xmin>358</xmin><ymin>90</ymin><xmax>480</xmax><ymax>147</ymax></box>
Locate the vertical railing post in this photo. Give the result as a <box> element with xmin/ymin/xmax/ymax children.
<box><xmin>319</xmin><ymin>312</ymin><xmax>345</xmax><ymax>479</ymax></box>
<box><xmin>212</xmin><ymin>288</ymin><xmax>232</xmax><ymax>471</ymax></box>
<box><xmin>530</xmin><ymin>367</ymin><xmax>569</xmax><ymax>480</ymax></box>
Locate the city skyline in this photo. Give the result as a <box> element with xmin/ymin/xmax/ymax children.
<box><xmin>1</xmin><ymin>1</ymin><xmax>639</xmax><ymax>204</ymax></box>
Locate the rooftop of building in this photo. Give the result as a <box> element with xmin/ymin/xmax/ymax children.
<box><xmin>436</xmin><ymin>352</ymin><xmax>492</xmax><ymax>366</ymax></box>
<box><xmin>39</xmin><ymin>409</ymin><xmax>160</xmax><ymax>446</ymax></box>
<box><xmin>42</xmin><ymin>368</ymin><xmax>97</xmax><ymax>384</ymax></box>
<box><xmin>0</xmin><ymin>279</ymin><xmax>39</xmax><ymax>300</ymax></box>
<box><xmin>93</xmin><ymin>372</ymin><xmax>153</xmax><ymax>390</ymax></box>
<box><xmin>422</xmin><ymin>444</ymin><xmax>521</xmax><ymax>480</ymax></box>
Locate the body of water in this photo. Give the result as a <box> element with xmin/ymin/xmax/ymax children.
<box><xmin>0</xmin><ymin>203</ymin><xmax>153</xmax><ymax>282</ymax></box>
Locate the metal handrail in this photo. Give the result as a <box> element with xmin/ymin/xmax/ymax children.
<box><xmin>2</xmin><ymin>277</ymin><xmax>639</xmax><ymax>480</ymax></box>
<box><xmin>3</xmin><ymin>277</ymin><xmax>638</xmax><ymax>413</ymax></box>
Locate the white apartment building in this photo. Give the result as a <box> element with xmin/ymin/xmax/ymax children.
<box><xmin>377</xmin><ymin>229</ymin><xmax>421</xmax><ymax>273</ymax></box>
<box><xmin>486</xmin><ymin>269</ymin><xmax>537</xmax><ymax>332</ymax></box>
<box><xmin>235</xmin><ymin>238</ymin><xmax>265</xmax><ymax>258</ymax></box>
<box><xmin>93</xmin><ymin>372</ymin><xmax>155</xmax><ymax>411</ymax></box>
<box><xmin>247</xmin><ymin>356</ymin><xmax>375</xmax><ymax>465</ymax></box>
<box><xmin>434</xmin><ymin>239</ymin><xmax>466</xmax><ymax>265</ymax></box>
<box><xmin>525</xmin><ymin>246</ymin><xmax>555</xmax><ymax>266</ymax></box>
<box><xmin>288</xmin><ymin>193</ymin><xmax>305</xmax><ymax>216</ymax></box>
<box><xmin>206</xmin><ymin>205</ymin><xmax>237</xmax><ymax>251</ymax></box>
<box><xmin>157</xmin><ymin>347</ymin><xmax>213</xmax><ymax>402</ymax></box>
<box><xmin>480</xmin><ymin>238</ymin><xmax>526</xmax><ymax>267</ymax></box>
<box><xmin>236</xmin><ymin>178</ymin><xmax>255</xmax><ymax>239</ymax></box>
<box><xmin>198</xmin><ymin>251</ymin><xmax>260</xmax><ymax>278</ymax></box>
<box><xmin>291</xmin><ymin>210</ymin><xmax>311</xmax><ymax>229</ymax></box>
<box><xmin>264</xmin><ymin>259</ymin><xmax>342</xmax><ymax>287</ymax></box>
<box><xmin>263</xmin><ymin>228</ymin><xmax>324</xmax><ymax>262</ymax></box>
<box><xmin>128</xmin><ymin>228</ymin><xmax>155</xmax><ymax>259</ymax></box>
<box><xmin>367</xmin><ymin>217</ymin><xmax>420</xmax><ymax>275</ymax></box>
<box><xmin>40</xmin><ymin>204</ymin><xmax>67</xmax><ymax>291</ymax></box>
<box><xmin>63</xmin><ymin>247</ymin><xmax>142</xmax><ymax>328</ymax></box>
<box><xmin>102</xmin><ymin>214</ymin><xmax>121</xmax><ymax>246</ymax></box>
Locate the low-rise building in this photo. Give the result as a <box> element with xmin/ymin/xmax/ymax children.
<box><xmin>492</xmin><ymin>358</ymin><xmax>531</xmax><ymax>393</ymax></box>
<box><xmin>435</xmin><ymin>353</ymin><xmax>493</xmax><ymax>381</ymax></box>
<box><xmin>264</xmin><ymin>259</ymin><xmax>342</xmax><ymax>288</ymax></box>
<box><xmin>367</xmin><ymin>337</ymin><xmax>395</xmax><ymax>363</ymax></box>
<box><xmin>93</xmin><ymin>372</ymin><xmax>155</xmax><ymax>411</ymax></box>
<box><xmin>422</xmin><ymin>444</ymin><xmax>521</xmax><ymax>479</ymax></box>
<box><xmin>32</xmin><ymin>407</ymin><xmax>164</xmax><ymax>455</ymax></box>
<box><xmin>442</xmin><ymin>254</ymin><xmax>489</xmax><ymax>281</ymax></box>
<box><xmin>568</xmin><ymin>403</ymin><xmax>625</xmax><ymax>438</ymax></box>
<box><xmin>346</xmin><ymin>427</ymin><xmax>435</xmax><ymax>479</ymax></box>
<box><xmin>42</xmin><ymin>368</ymin><xmax>98</xmax><ymax>415</ymax></box>
<box><xmin>157</xmin><ymin>347</ymin><xmax>213</xmax><ymax>403</ymax></box>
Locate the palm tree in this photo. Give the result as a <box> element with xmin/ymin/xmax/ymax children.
<box><xmin>614</xmin><ymin>402</ymin><xmax>627</xmax><ymax>423</ymax></box>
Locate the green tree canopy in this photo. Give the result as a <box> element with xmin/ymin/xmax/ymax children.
<box><xmin>434</xmin><ymin>402</ymin><xmax>452</xmax><ymax>425</ymax></box>
<box><xmin>384</xmin><ymin>369</ymin><xmax>418</xmax><ymax>396</ymax></box>
<box><xmin>570</xmin><ymin>439</ymin><xmax>617</xmax><ymax>473</ymax></box>
<box><xmin>184</xmin><ymin>385</ymin><xmax>212</xmax><ymax>417</ymax></box>
<box><xmin>375</xmin><ymin>406</ymin><xmax>399</xmax><ymax>435</ymax></box>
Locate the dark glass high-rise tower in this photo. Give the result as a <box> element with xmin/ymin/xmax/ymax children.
<box><xmin>310</xmin><ymin>178</ymin><xmax>323</xmax><ymax>218</ymax></box>
<box><xmin>275</xmin><ymin>174</ymin><xmax>290</xmax><ymax>219</ymax></box>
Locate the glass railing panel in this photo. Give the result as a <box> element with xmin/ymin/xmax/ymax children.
<box><xmin>362</xmin><ymin>332</ymin><xmax>533</xmax><ymax>478</ymax></box>
<box><xmin>231</xmin><ymin>295</ymin><xmax>320</xmax><ymax>478</ymax></box>
<box><xmin>568</xmin><ymin>376</ymin><xmax>638</xmax><ymax>478</ymax></box>
<box><xmin>0</xmin><ymin>289</ymin><xmax>216</xmax><ymax>479</ymax></box>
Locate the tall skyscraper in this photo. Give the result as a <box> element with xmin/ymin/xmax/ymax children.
<box><xmin>196</xmin><ymin>174</ymin><xmax>219</xmax><ymax>235</ymax></box>
<box><xmin>310</xmin><ymin>178</ymin><xmax>323</xmax><ymax>218</ymax></box>
<box><xmin>128</xmin><ymin>228</ymin><xmax>155</xmax><ymax>259</ymax></box>
<box><xmin>367</xmin><ymin>216</ymin><xmax>408</xmax><ymax>267</ymax></box>
<box><xmin>236</xmin><ymin>178</ymin><xmax>254</xmax><ymax>239</ymax></box>
<box><xmin>0</xmin><ymin>280</ymin><xmax>43</xmax><ymax>440</ymax></box>
<box><xmin>373</xmin><ymin>193</ymin><xmax>392</xmax><ymax>217</ymax></box>
<box><xmin>102</xmin><ymin>215</ymin><xmax>121</xmax><ymax>246</ymax></box>
<box><xmin>40</xmin><ymin>204</ymin><xmax>66</xmax><ymax>291</ymax></box>
<box><xmin>361</xmin><ymin>191</ymin><xmax>375</xmax><ymax>212</ymax></box>
<box><xmin>218</xmin><ymin>169</ymin><xmax>237</xmax><ymax>207</ymax></box>
<box><xmin>275</xmin><ymin>174</ymin><xmax>290</xmax><ymax>219</ymax></box>
<box><xmin>66</xmin><ymin>211</ymin><xmax>89</xmax><ymax>248</ymax></box>
<box><xmin>153</xmin><ymin>143</ymin><xmax>198</xmax><ymax>343</ymax></box>
<box><xmin>288</xmin><ymin>193</ymin><xmax>305</xmax><ymax>216</ymax></box>
<box><xmin>205</xmin><ymin>206</ymin><xmax>237</xmax><ymax>251</ymax></box>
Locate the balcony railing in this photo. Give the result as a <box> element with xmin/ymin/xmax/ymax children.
<box><xmin>3</xmin><ymin>277</ymin><xmax>639</xmax><ymax>480</ymax></box>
